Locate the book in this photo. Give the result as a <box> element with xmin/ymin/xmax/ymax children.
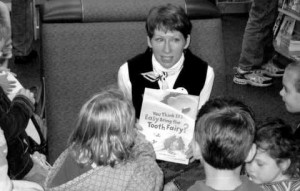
<box><xmin>0</xmin><ymin>71</ymin><xmax>41</xmax><ymax>144</ymax></box>
<box><xmin>273</xmin><ymin>12</ymin><xmax>284</xmax><ymax>38</ymax></box>
<box><xmin>275</xmin><ymin>16</ymin><xmax>296</xmax><ymax>49</ymax></box>
<box><xmin>138</xmin><ymin>88</ymin><xmax>199</xmax><ymax>164</ymax></box>
<box><xmin>282</xmin><ymin>0</ymin><xmax>300</xmax><ymax>15</ymax></box>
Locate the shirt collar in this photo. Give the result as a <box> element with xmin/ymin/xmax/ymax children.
<box><xmin>152</xmin><ymin>53</ymin><xmax>184</xmax><ymax>76</ymax></box>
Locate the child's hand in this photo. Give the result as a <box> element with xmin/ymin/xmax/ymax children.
<box><xmin>0</xmin><ymin>73</ymin><xmax>16</xmax><ymax>93</ymax></box>
<box><xmin>17</xmin><ymin>88</ymin><xmax>35</xmax><ymax>105</ymax></box>
<box><xmin>185</xmin><ymin>141</ymin><xmax>201</xmax><ymax>163</ymax></box>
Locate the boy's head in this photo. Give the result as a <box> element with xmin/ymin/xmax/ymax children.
<box><xmin>146</xmin><ymin>4</ymin><xmax>192</xmax><ymax>39</ymax></box>
<box><xmin>246</xmin><ymin>118</ymin><xmax>299</xmax><ymax>184</ymax></box>
<box><xmin>193</xmin><ymin>98</ymin><xmax>256</xmax><ymax>170</ymax></box>
<box><xmin>280</xmin><ymin>62</ymin><xmax>300</xmax><ymax>113</ymax></box>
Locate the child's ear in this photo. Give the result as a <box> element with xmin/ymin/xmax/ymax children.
<box><xmin>279</xmin><ymin>159</ymin><xmax>291</xmax><ymax>173</ymax></box>
<box><xmin>245</xmin><ymin>144</ymin><xmax>256</xmax><ymax>163</ymax></box>
<box><xmin>191</xmin><ymin>139</ymin><xmax>202</xmax><ymax>160</ymax></box>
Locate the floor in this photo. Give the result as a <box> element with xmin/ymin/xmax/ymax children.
<box><xmin>10</xmin><ymin>14</ymin><xmax>300</xmax><ymax>135</ymax></box>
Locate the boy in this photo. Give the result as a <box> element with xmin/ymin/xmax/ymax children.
<box><xmin>188</xmin><ymin>98</ymin><xmax>263</xmax><ymax>191</ymax></box>
<box><xmin>279</xmin><ymin>61</ymin><xmax>300</xmax><ymax>140</ymax></box>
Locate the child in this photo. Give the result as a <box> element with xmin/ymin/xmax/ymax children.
<box><xmin>279</xmin><ymin>61</ymin><xmax>300</xmax><ymax>140</ymax></box>
<box><xmin>188</xmin><ymin>97</ymin><xmax>263</xmax><ymax>191</ymax></box>
<box><xmin>245</xmin><ymin>118</ymin><xmax>300</xmax><ymax>190</ymax></box>
<box><xmin>0</xmin><ymin>128</ymin><xmax>44</xmax><ymax>191</ymax></box>
<box><xmin>0</xmin><ymin>2</ymin><xmax>49</xmax><ymax>185</ymax></box>
<box><xmin>44</xmin><ymin>88</ymin><xmax>163</xmax><ymax>191</ymax></box>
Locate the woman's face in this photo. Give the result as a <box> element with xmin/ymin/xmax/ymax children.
<box><xmin>148</xmin><ymin>29</ymin><xmax>190</xmax><ymax>69</ymax></box>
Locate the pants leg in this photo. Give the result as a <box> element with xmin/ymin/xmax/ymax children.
<box><xmin>11</xmin><ymin>0</ymin><xmax>34</xmax><ymax>56</ymax></box>
<box><xmin>238</xmin><ymin>0</ymin><xmax>278</xmax><ymax>71</ymax></box>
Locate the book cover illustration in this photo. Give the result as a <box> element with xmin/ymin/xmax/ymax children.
<box><xmin>139</xmin><ymin>88</ymin><xmax>199</xmax><ymax>164</ymax></box>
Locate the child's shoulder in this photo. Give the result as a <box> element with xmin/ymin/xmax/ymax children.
<box><xmin>261</xmin><ymin>179</ymin><xmax>300</xmax><ymax>191</ymax></box>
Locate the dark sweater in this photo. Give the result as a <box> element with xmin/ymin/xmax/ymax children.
<box><xmin>0</xmin><ymin>87</ymin><xmax>34</xmax><ymax>179</ymax></box>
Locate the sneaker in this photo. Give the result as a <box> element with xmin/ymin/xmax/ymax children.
<box><xmin>261</xmin><ymin>60</ymin><xmax>285</xmax><ymax>77</ymax></box>
<box><xmin>233</xmin><ymin>67</ymin><xmax>273</xmax><ymax>87</ymax></box>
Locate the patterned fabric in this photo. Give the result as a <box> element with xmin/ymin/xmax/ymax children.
<box><xmin>44</xmin><ymin>132</ymin><xmax>163</xmax><ymax>191</ymax></box>
<box><xmin>261</xmin><ymin>179</ymin><xmax>300</xmax><ymax>191</ymax></box>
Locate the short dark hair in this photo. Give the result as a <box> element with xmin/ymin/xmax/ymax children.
<box><xmin>286</xmin><ymin>61</ymin><xmax>300</xmax><ymax>93</ymax></box>
<box><xmin>146</xmin><ymin>4</ymin><xmax>192</xmax><ymax>39</ymax></box>
<box><xmin>195</xmin><ymin>98</ymin><xmax>255</xmax><ymax>170</ymax></box>
<box><xmin>255</xmin><ymin>118</ymin><xmax>300</xmax><ymax>178</ymax></box>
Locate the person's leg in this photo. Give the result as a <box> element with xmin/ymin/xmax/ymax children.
<box><xmin>11</xmin><ymin>0</ymin><xmax>34</xmax><ymax>57</ymax></box>
<box><xmin>238</xmin><ymin>0</ymin><xmax>278</xmax><ymax>71</ymax></box>
<box><xmin>233</xmin><ymin>0</ymin><xmax>279</xmax><ymax>87</ymax></box>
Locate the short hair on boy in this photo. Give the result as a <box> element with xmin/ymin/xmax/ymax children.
<box><xmin>69</xmin><ymin>88</ymin><xmax>136</xmax><ymax>167</ymax></box>
<box><xmin>195</xmin><ymin>98</ymin><xmax>255</xmax><ymax>170</ymax></box>
<box><xmin>286</xmin><ymin>61</ymin><xmax>300</xmax><ymax>93</ymax></box>
<box><xmin>146</xmin><ymin>3</ymin><xmax>192</xmax><ymax>39</ymax></box>
<box><xmin>255</xmin><ymin>118</ymin><xmax>300</xmax><ymax>178</ymax></box>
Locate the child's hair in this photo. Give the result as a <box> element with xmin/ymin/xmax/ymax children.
<box><xmin>195</xmin><ymin>97</ymin><xmax>255</xmax><ymax>170</ymax></box>
<box><xmin>286</xmin><ymin>61</ymin><xmax>300</xmax><ymax>93</ymax></box>
<box><xmin>146</xmin><ymin>3</ymin><xmax>192</xmax><ymax>39</ymax></box>
<box><xmin>255</xmin><ymin>118</ymin><xmax>300</xmax><ymax>178</ymax></box>
<box><xmin>68</xmin><ymin>88</ymin><xmax>136</xmax><ymax>167</ymax></box>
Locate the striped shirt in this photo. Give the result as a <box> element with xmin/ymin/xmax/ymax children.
<box><xmin>261</xmin><ymin>179</ymin><xmax>300</xmax><ymax>191</ymax></box>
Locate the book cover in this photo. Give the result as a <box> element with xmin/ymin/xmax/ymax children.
<box><xmin>275</xmin><ymin>16</ymin><xmax>296</xmax><ymax>49</ymax></box>
<box><xmin>138</xmin><ymin>88</ymin><xmax>199</xmax><ymax>164</ymax></box>
<box><xmin>273</xmin><ymin>12</ymin><xmax>284</xmax><ymax>38</ymax></box>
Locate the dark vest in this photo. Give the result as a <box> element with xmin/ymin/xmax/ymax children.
<box><xmin>128</xmin><ymin>48</ymin><xmax>208</xmax><ymax>118</ymax></box>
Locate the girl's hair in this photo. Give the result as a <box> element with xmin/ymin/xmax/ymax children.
<box><xmin>255</xmin><ymin>118</ymin><xmax>300</xmax><ymax>178</ymax></box>
<box><xmin>68</xmin><ymin>88</ymin><xmax>136</xmax><ymax>167</ymax></box>
<box><xmin>146</xmin><ymin>4</ymin><xmax>192</xmax><ymax>39</ymax></box>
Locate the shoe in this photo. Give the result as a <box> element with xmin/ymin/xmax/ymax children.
<box><xmin>260</xmin><ymin>60</ymin><xmax>285</xmax><ymax>77</ymax></box>
<box><xmin>14</xmin><ymin>50</ymin><xmax>38</xmax><ymax>64</ymax></box>
<box><xmin>233</xmin><ymin>67</ymin><xmax>273</xmax><ymax>87</ymax></box>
